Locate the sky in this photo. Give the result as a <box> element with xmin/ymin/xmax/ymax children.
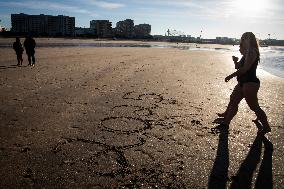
<box><xmin>0</xmin><ymin>0</ymin><xmax>283</xmax><ymax>39</ymax></box>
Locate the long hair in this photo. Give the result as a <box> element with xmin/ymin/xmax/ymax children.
<box><xmin>241</xmin><ymin>32</ymin><xmax>260</xmax><ymax>61</ymax></box>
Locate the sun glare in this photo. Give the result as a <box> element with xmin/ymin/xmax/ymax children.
<box><xmin>233</xmin><ymin>0</ymin><xmax>268</xmax><ymax>14</ymax></box>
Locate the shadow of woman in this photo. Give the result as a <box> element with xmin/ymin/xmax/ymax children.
<box><xmin>255</xmin><ymin>132</ymin><xmax>273</xmax><ymax>189</ymax></box>
<box><xmin>229</xmin><ymin>120</ymin><xmax>273</xmax><ymax>189</ymax></box>
<box><xmin>208</xmin><ymin>124</ymin><xmax>229</xmax><ymax>189</ymax></box>
<box><xmin>229</xmin><ymin>133</ymin><xmax>263</xmax><ymax>189</ymax></box>
<box><xmin>208</xmin><ymin>121</ymin><xmax>273</xmax><ymax>189</ymax></box>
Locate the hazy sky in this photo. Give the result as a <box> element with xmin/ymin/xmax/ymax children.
<box><xmin>0</xmin><ymin>0</ymin><xmax>283</xmax><ymax>39</ymax></box>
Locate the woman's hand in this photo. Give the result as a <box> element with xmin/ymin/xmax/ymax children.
<box><xmin>225</xmin><ymin>75</ymin><xmax>233</xmax><ymax>82</ymax></box>
<box><xmin>232</xmin><ymin>56</ymin><xmax>239</xmax><ymax>63</ymax></box>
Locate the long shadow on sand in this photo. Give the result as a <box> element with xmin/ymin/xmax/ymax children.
<box><xmin>254</xmin><ymin>135</ymin><xmax>273</xmax><ymax>189</ymax></box>
<box><xmin>208</xmin><ymin>121</ymin><xmax>273</xmax><ymax>189</ymax></box>
<box><xmin>208</xmin><ymin>124</ymin><xmax>229</xmax><ymax>189</ymax></box>
<box><xmin>230</xmin><ymin>121</ymin><xmax>273</xmax><ymax>189</ymax></box>
<box><xmin>229</xmin><ymin>132</ymin><xmax>263</xmax><ymax>189</ymax></box>
<box><xmin>0</xmin><ymin>65</ymin><xmax>28</xmax><ymax>70</ymax></box>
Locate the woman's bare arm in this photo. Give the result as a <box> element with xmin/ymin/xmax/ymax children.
<box><xmin>234</xmin><ymin>56</ymin><xmax>245</xmax><ymax>69</ymax></box>
<box><xmin>225</xmin><ymin>50</ymin><xmax>257</xmax><ymax>82</ymax></box>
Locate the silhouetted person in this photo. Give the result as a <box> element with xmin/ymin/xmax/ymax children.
<box><xmin>24</xmin><ymin>36</ymin><xmax>36</xmax><ymax>66</ymax></box>
<box><xmin>13</xmin><ymin>37</ymin><xmax>24</xmax><ymax>66</ymax></box>
<box><xmin>221</xmin><ymin>32</ymin><xmax>271</xmax><ymax>134</ymax></box>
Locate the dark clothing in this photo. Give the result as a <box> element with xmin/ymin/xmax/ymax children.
<box><xmin>24</xmin><ymin>37</ymin><xmax>36</xmax><ymax>65</ymax></box>
<box><xmin>236</xmin><ymin>56</ymin><xmax>245</xmax><ymax>82</ymax></box>
<box><xmin>238</xmin><ymin>52</ymin><xmax>260</xmax><ymax>87</ymax></box>
<box><xmin>24</xmin><ymin>37</ymin><xmax>36</xmax><ymax>55</ymax></box>
<box><xmin>27</xmin><ymin>55</ymin><xmax>35</xmax><ymax>65</ymax></box>
<box><xmin>13</xmin><ymin>41</ymin><xmax>24</xmax><ymax>55</ymax></box>
<box><xmin>16</xmin><ymin>54</ymin><xmax>23</xmax><ymax>61</ymax></box>
<box><xmin>13</xmin><ymin>41</ymin><xmax>24</xmax><ymax>65</ymax></box>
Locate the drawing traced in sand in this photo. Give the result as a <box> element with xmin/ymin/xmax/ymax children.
<box><xmin>49</xmin><ymin>91</ymin><xmax>205</xmax><ymax>187</ymax></box>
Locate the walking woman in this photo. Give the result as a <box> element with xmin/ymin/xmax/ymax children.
<box><xmin>13</xmin><ymin>37</ymin><xmax>24</xmax><ymax>66</ymax></box>
<box><xmin>222</xmin><ymin>32</ymin><xmax>271</xmax><ymax>134</ymax></box>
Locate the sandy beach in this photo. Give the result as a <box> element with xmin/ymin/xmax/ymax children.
<box><xmin>0</xmin><ymin>38</ymin><xmax>283</xmax><ymax>188</ymax></box>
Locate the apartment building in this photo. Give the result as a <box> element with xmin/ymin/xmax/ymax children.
<box><xmin>115</xmin><ymin>19</ymin><xmax>135</xmax><ymax>38</ymax></box>
<box><xmin>134</xmin><ymin>24</ymin><xmax>151</xmax><ymax>38</ymax></box>
<box><xmin>11</xmin><ymin>13</ymin><xmax>75</xmax><ymax>37</ymax></box>
<box><xmin>90</xmin><ymin>20</ymin><xmax>113</xmax><ymax>38</ymax></box>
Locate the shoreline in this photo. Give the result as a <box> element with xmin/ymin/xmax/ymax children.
<box><xmin>1</xmin><ymin>36</ymin><xmax>284</xmax><ymax>46</ymax></box>
<box><xmin>0</xmin><ymin>37</ymin><xmax>237</xmax><ymax>48</ymax></box>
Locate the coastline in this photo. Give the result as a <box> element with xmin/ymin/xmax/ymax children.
<box><xmin>0</xmin><ymin>42</ymin><xmax>283</xmax><ymax>188</ymax></box>
<box><xmin>0</xmin><ymin>37</ymin><xmax>238</xmax><ymax>48</ymax></box>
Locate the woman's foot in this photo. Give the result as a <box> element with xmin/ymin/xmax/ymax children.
<box><xmin>252</xmin><ymin>118</ymin><xmax>259</xmax><ymax>123</ymax></box>
<box><xmin>212</xmin><ymin>117</ymin><xmax>225</xmax><ymax>124</ymax></box>
<box><xmin>262</xmin><ymin>126</ymin><xmax>271</xmax><ymax>134</ymax></box>
<box><xmin>211</xmin><ymin>123</ymin><xmax>229</xmax><ymax>134</ymax></box>
<box><xmin>258</xmin><ymin>126</ymin><xmax>271</xmax><ymax>134</ymax></box>
<box><xmin>253</xmin><ymin>119</ymin><xmax>271</xmax><ymax>134</ymax></box>
<box><xmin>217</xmin><ymin>112</ymin><xmax>226</xmax><ymax>117</ymax></box>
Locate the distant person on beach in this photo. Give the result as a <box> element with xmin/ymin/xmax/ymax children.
<box><xmin>13</xmin><ymin>37</ymin><xmax>24</xmax><ymax>66</ymax></box>
<box><xmin>221</xmin><ymin>32</ymin><xmax>271</xmax><ymax>134</ymax></box>
<box><xmin>24</xmin><ymin>36</ymin><xmax>36</xmax><ymax>66</ymax></box>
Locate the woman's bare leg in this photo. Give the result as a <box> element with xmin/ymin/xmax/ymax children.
<box><xmin>218</xmin><ymin>83</ymin><xmax>241</xmax><ymax>117</ymax></box>
<box><xmin>223</xmin><ymin>84</ymin><xmax>244</xmax><ymax>125</ymax></box>
<box><xmin>243</xmin><ymin>83</ymin><xmax>271</xmax><ymax>133</ymax></box>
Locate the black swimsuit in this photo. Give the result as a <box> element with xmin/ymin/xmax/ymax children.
<box><xmin>236</xmin><ymin>56</ymin><xmax>245</xmax><ymax>83</ymax></box>
<box><xmin>238</xmin><ymin>51</ymin><xmax>260</xmax><ymax>87</ymax></box>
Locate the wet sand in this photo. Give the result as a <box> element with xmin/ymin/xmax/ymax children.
<box><xmin>0</xmin><ymin>37</ymin><xmax>238</xmax><ymax>49</ymax></box>
<box><xmin>0</xmin><ymin>39</ymin><xmax>283</xmax><ymax>188</ymax></box>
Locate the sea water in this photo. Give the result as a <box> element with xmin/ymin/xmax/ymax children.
<box><xmin>184</xmin><ymin>44</ymin><xmax>284</xmax><ymax>78</ymax></box>
<box><xmin>173</xmin><ymin>44</ymin><xmax>284</xmax><ymax>78</ymax></box>
<box><xmin>259</xmin><ymin>46</ymin><xmax>284</xmax><ymax>78</ymax></box>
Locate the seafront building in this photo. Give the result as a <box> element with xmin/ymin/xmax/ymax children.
<box><xmin>10</xmin><ymin>13</ymin><xmax>151</xmax><ymax>39</ymax></box>
<box><xmin>11</xmin><ymin>13</ymin><xmax>75</xmax><ymax>37</ymax></box>
<box><xmin>90</xmin><ymin>20</ymin><xmax>113</xmax><ymax>38</ymax></box>
<box><xmin>134</xmin><ymin>24</ymin><xmax>151</xmax><ymax>38</ymax></box>
<box><xmin>75</xmin><ymin>27</ymin><xmax>95</xmax><ymax>36</ymax></box>
<box><xmin>115</xmin><ymin>19</ymin><xmax>135</xmax><ymax>38</ymax></box>
<box><xmin>80</xmin><ymin>19</ymin><xmax>151</xmax><ymax>39</ymax></box>
<box><xmin>215</xmin><ymin>37</ymin><xmax>236</xmax><ymax>44</ymax></box>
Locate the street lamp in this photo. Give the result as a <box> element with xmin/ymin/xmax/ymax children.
<box><xmin>200</xmin><ymin>30</ymin><xmax>203</xmax><ymax>43</ymax></box>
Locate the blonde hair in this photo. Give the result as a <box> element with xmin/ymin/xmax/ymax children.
<box><xmin>241</xmin><ymin>32</ymin><xmax>260</xmax><ymax>59</ymax></box>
